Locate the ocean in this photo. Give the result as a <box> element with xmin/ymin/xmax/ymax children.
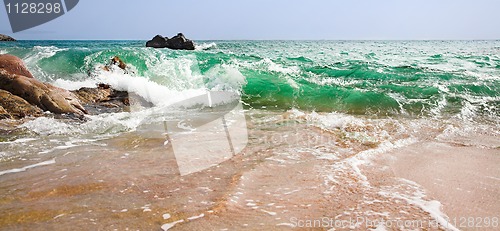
<box><xmin>0</xmin><ymin>40</ymin><xmax>499</xmax><ymax>230</ymax></box>
<box><xmin>1</xmin><ymin>40</ymin><xmax>499</xmax><ymax>118</ymax></box>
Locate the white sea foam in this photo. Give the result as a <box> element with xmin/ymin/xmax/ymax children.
<box><xmin>204</xmin><ymin>64</ymin><xmax>246</xmax><ymax>91</ymax></box>
<box><xmin>379</xmin><ymin>179</ymin><xmax>460</xmax><ymax>231</ymax></box>
<box><xmin>19</xmin><ymin>111</ymin><xmax>147</xmax><ymax>137</ymax></box>
<box><xmin>20</xmin><ymin>117</ymin><xmax>76</xmax><ymax>136</ymax></box>
<box><xmin>261</xmin><ymin>209</ymin><xmax>277</xmax><ymax>216</ymax></box>
<box><xmin>0</xmin><ymin>159</ymin><xmax>55</xmax><ymax>176</ymax></box>
<box><xmin>347</xmin><ymin>138</ymin><xmax>417</xmax><ymax>185</ymax></box>
<box><xmin>38</xmin><ymin>143</ymin><xmax>79</xmax><ymax>155</ymax></box>
<box><xmin>53</xmin><ymin>72</ymin><xmax>208</xmax><ymax>108</ymax></box>
<box><xmin>263</xmin><ymin>58</ymin><xmax>300</xmax><ymax>75</ymax></box>
<box><xmin>306</xmin><ymin>75</ymin><xmax>362</xmax><ymax>87</ymax></box>
<box><xmin>196</xmin><ymin>42</ymin><xmax>217</xmax><ymax>51</ymax></box>
<box><xmin>18</xmin><ymin>92</ymin><xmax>242</xmax><ymax>139</ymax></box>
<box><xmin>161</xmin><ymin>220</ymin><xmax>183</xmax><ymax>231</ymax></box>
<box><xmin>53</xmin><ymin>78</ymin><xmax>100</xmax><ymax>90</ymax></box>
<box><xmin>458</xmin><ymin>101</ymin><xmax>477</xmax><ymax>121</ymax></box>
<box><xmin>249</xmin><ymin>58</ymin><xmax>301</xmax><ymax>89</ymax></box>
<box><xmin>54</xmin><ymin>58</ymin><xmax>244</xmax><ymax>108</ymax></box>
<box><xmin>430</xmin><ymin>95</ymin><xmax>448</xmax><ymax>116</ymax></box>
<box><xmin>234</xmin><ymin>57</ymin><xmax>300</xmax><ymax>76</ymax></box>
<box><xmin>143</xmin><ymin>54</ymin><xmax>205</xmax><ymax>89</ymax></box>
<box><xmin>187</xmin><ymin>213</ymin><xmax>205</xmax><ymax>220</ymax></box>
<box><xmin>98</xmin><ymin>72</ymin><xmax>207</xmax><ymax>107</ymax></box>
<box><xmin>0</xmin><ymin>138</ymin><xmax>38</xmax><ymax>144</ymax></box>
<box><xmin>386</xmin><ymin>92</ymin><xmax>408</xmax><ymax>114</ymax></box>
<box><xmin>299</xmin><ymin>110</ymin><xmax>363</xmax><ymax>130</ymax></box>
<box><xmin>28</xmin><ymin>46</ymin><xmax>68</xmax><ymax>60</ymax></box>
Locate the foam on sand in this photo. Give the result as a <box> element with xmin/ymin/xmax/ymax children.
<box><xmin>379</xmin><ymin>179</ymin><xmax>460</xmax><ymax>231</ymax></box>
<box><xmin>0</xmin><ymin>159</ymin><xmax>55</xmax><ymax>176</ymax></box>
<box><xmin>161</xmin><ymin>220</ymin><xmax>183</xmax><ymax>231</ymax></box>
<box><xmin>187</xmin><ymin>213</ymin><xmax>205</xmax><ymax>220</ymax></box>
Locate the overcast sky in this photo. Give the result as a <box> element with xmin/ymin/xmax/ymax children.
<box><xmin>1</xmin><ymin>0</ymin><xmax>499</xmax><ymax>40</ymax></box>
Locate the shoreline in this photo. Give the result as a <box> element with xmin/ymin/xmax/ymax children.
<box><xmin>1</xmin><ymin>109</ymin><xmax>498</xmax><ymax>230</ymax></box>
<box><xmin>384</xmin><ymin>141</ymin><xmax>500</xmax><ymax>227</ymax></box>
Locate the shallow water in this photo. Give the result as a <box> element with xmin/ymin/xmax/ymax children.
<box><xmin>1</xmin><ymin>108</ymin><xmax>498</xmax><ymax>230</ymax></box>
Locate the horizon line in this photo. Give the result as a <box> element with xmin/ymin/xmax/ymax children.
<box><xmin>7</xmin><ymin>38</ymin><xmax>500</xmax><ymax>42</ymax></box>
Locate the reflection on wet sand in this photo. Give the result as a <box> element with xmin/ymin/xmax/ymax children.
<box><xmin>0</xmin><ymin>109</ymin><xmax>499</xmax><ymax>230</ymax></box>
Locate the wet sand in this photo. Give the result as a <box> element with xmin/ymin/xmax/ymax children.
<box><xmin>0</xmin><ymin>111</ymin><xmax>498</xmax><ymax>230</ymax></box>
<box><xmin>382</xmin><ymin>141</ymin><xmax>500</xmax><ymax>230</ymax></box>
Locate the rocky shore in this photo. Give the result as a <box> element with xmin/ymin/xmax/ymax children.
<box><xmin>0</xmin><ymin>34</ymin><xmax>16</xmax><ymax>42</ymax></box>
<box><xmin>0</xmin><ymin>54</ymin><xmax>149</xmax><ymax>121</ymax></box>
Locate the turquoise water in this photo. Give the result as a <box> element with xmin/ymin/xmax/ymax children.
<box><xmin>1</xmin><ymin>40</ymin><xmax>499</xmax><ymax>120</ymax></box>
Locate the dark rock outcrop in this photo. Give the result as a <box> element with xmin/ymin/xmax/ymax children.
<box><xmin>0</xmin><ymin>90</ymin><xmax>43</xmax><ymax>119</ymax></box>
<box><xmin>146</xmin><ymin>33</ymin><xmax>195</xmax><ymax>50</ymax></box>
<box><xmin>102</xmin><ymin>56</ymin><xmax>127</xmax><ymax>72</ymax></box>
<box><xmin>166</xmin><ymin>33</ymin><xmax>196</xmax><ymax>50</ymax></box>
<box><xmin>100</xmin><ymin>56</ymin><xmax>134</xmax><ymax>75</ymax></box>
<box><xmin>72</xmin><ymin>84</ymin><xmax>153</xmax><ymax>115</ymax></box>
<box><xmin>146</xmin><ymin>35</ymin><xmax>169</xmax><ymax>48</ymax></box>
<box><xmin>0</xmin><ymin>34</ymin><xmax>16</xmax><ymax>42</ymax></box>
<box><xmin>0</xmin><ymin>54</ymin><xmax>87</xmax><ymax>116</ymax></box>
<box><xmin>72</xmin><ymin>84</ymin><xmax>115</xmax><ymax>105</ymax></box>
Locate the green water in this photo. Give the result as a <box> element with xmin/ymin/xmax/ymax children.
<box><xmin>1</xmin><ymin>40</ymin><xmax>499</xmax><ymax>119</ymax></box>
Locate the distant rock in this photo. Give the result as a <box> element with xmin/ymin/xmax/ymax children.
<box><xmin>0</xmin><ymin>34</ymin><xmax>16</xmax><ymax>42</ymax></box>
<box><xmin>146</xmin><ymin>35</ymin><xmax>169</xmax><ymax>48</ymax></box>
<box><xmin>166</xmin><ymin>33</ymin><xmax>196</xmax><ymax>50</ymax></box>
<box><xmin>146</xmin><ymin>33</ymin><xmax>195</xmax><ymax>50</ymax></box>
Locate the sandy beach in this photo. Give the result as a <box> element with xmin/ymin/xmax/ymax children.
<box><xmin>1</xmin><ymin>109</ymin><xmax>498</xmax><ymax>230</ymax></box>
<box><xmin>383</xmin><ymin>141</ymin><xmax>500</xmax><ymax>229</ymax></box>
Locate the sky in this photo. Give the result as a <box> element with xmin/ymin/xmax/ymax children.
<box><xmin>1</xmin><ymin>0</ymin><xmax>499</xmax><ymax>40</ymax></box>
